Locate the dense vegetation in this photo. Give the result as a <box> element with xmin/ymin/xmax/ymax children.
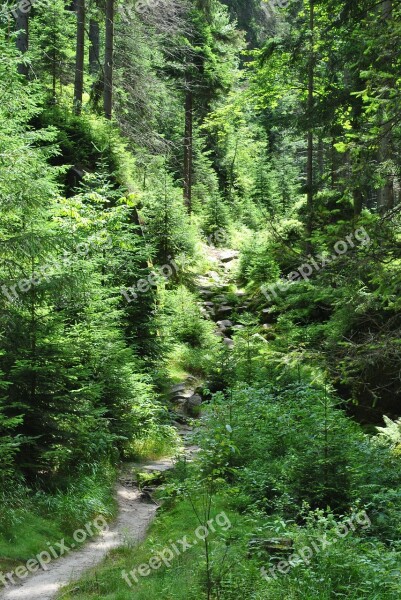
<box><xmin>1</xmin><ymin>0</ymin><xmax>401</xmax><ymax>598</ymax></box>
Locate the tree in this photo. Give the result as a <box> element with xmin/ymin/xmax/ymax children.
<box><xmin>104</xmin><ymin>0</ymin><xmax>114</xmax><ymax>119</ymax></box>
<box><xmin>89</xmin><ymin>17</ymin><xmax>100</xmax><ymax>74</ymax></box>
<box><xmin>74</xmin><ymin>0</ymin><xmax>86</xmax><ymax>114</ymax></box>
<box><xmin>306</xmin><ymin>0</ymin><xmax>315</xmax><ymax>253</ymax></box>
<box><xmin>15</xmin><ymin>5</ymin><xmax>29</xmax><ymax>77</ymax></box>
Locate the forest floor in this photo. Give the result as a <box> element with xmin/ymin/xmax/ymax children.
<box><xmin>0</xmin><ymin>429</ymin><xmax>197</xmax><ymax>600</ymax></box>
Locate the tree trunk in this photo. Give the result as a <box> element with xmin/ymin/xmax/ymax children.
<box><xmin>317</xmin><ymin>137</ymin><xmax>324</xmax><ymax>183</ymax></box>
<box><xmin>183</xmin><ymin>88</ymin><xmax>193</xmax><ymax>212</ymax></box>
<box><xmin>74</xmin><ymin>0</ymin><xmax>86</xmax><ymax>115</ymax></box>
<box><xmin>15</xmin><ymin>8</ymin><xmax>29</xmax><ymax>77</ymax></box>
<box><xmin>89</xmin><ymin>19</ymin><xmax>100</xmax><ymax>74</ymax></box>
<box><xmin>378</xmin><ymin>0</ymin><xmax>394</xmax><ymax>213</ymax></box>
<box><xmin>104</xmin><ymin>0</ymin><xmax>115</xmax><ymax>120</ymax></box>
<box><xmin>353</xmin><ymin>189</ymin><xmax>363</xmax><ymax>216</ymax></box>
<box><xmin>306</xmin><ymin>0</ymin><xmax>314</xmax><ymax>254</ymax></box>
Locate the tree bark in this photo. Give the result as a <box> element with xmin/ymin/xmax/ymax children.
<box><xmin>74</xmin><ymin>0</ymin><xmax>86</xmax><ymax>115</ymax></box>
<box><xmin>104</xmin><ymin>0</ymin><xmax>115</xmax><ymax>120</ymax></box>
<box><xmin>89</xmin><ymin>18</ymin><xmax>100</xmax><ymax>74</ymax></box>
<box><xmin>183</xmin><ymin>88</ymin><xmax>193</xmax><ymax>212</ymax></box>
<box><xmin>306</xmin><ymin>0</ymin><xmax>314</xmax><ymax>254</ymax></box>
<box><xmin>15</xmin><ymin>8</ymin><xmax>29</xmax><ymax>77</ymax></box>
<box><xmin>378</xmin><ymin>0</ymin><xmax>394</xmax><ymax>213</ymax></box>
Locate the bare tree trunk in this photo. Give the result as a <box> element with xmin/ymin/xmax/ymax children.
<box><xmin>382</xmin><ymin>0</ymin><xmax>392</xmax><ymax>18</ymax></box>
<box><xmin>74</xmin><ymin>0</ymin><xmax>86</xmax><ymax>115</ymax></box>
<box><xmin>15</xmin><ymin>8</ymin><xmax>29</xmax><ymax>77</ymax></box>
<box><xmin>378</xmin><ymin>0</ymin><xmax>394</xmax><ymax>213</ymax></box>
<box><xmin>183</xmin><ymin>88</ymin><xmax>193</xmax><ymax>212</ymax></box>
<box><xmin>317</xmin><ymin>137</ymin><xmax>324</xmax><ymax>183</ymax></box>
<box><xmin>306</xmin><ymin>0</ymin><xmax>314</xmax><ymax>254</ymax></box>
<box><xmin>104</xmin><ymin>0</ymin><xmax>115</xmax><ymax>120</ymax></box>
<box><xmin>353</xmin><ymin>189</ymin><xmax>363</xmax><ymax>216</ymax></box>
<box><xmin>89</xmin><ymin>18</ymin><xmax>100</xmax><ymax>74</ymax></box>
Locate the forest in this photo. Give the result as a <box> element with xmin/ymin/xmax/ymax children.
<box><xmin>0</xmin><ymin>0</ymin><xmax>401</xmax><ymax>598</ymax></box>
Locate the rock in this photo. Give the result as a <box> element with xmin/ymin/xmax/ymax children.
<box><xmin>217</xmin><ymin>319</ymin><xmax>233</xmax><ymax>328</ymax></box>
<box><xmin>203</xmin><ymin>301</ymin><xmax>215</xmax><ymax>307</ymax></box>
<box><xmin>187</xmin><ymin>394</ymin><xmax>202</xmax><ymax>407</ymax></box>
<box><xmin>232</xmin><ymin>324</ymin><xmax>244</xmax><ymax>331</ymax></box>
<box><xmin>234</xmin><ymin>289</ymin><xmax>246</xmax><ymax>298</ymax></box>
<box><xmin>206</xmin><ymin>270</ymin><xmax>221</xmax><ymax>282</ymax></box>
<box><xmin>223</xmin><ymin>337</ymin><xmax>234</xmax><ymax>349</ymax></box>
<box><xmin>213</xmin><ymin>330</ymin><xmax>224</xmax><ymax>338</ymax></box>
<box><xmin>236</xmin><ymin>306</ymin><xmax>248</xmax><ymax>313</ymax></box>
<box><xmin>171</xmin><ymin>383</ymin><xmax>186</xmax><ymax>394</ymax></box>
<box><xmin>185</xmin><ymin>394</ymin><xmax>203</xmax><ymax>417</ymax></box>
<box><xmin>220</xmin><ymin>250</ymin><xmax>239</xmax><ymax>263</ymax></box>
<box><xmin>199</xmin><ymin>289</ymin><xmax>214</xmax><ymax>297</ymax></box>
<box><xmin>217</xmin><ymin>306</ymin><xmax>234</xmax><ymax>317</ymax></box>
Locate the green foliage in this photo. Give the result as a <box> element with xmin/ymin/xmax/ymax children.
<box><xmin>238</xmin><ymin>232</ymin><xmax>280</xmax><ymax>290</ymax></box>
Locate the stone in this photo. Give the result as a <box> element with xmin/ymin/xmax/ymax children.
<box><xmin>206</xmin><ymin>270</ymin><xmax>221</xmax><ymax>282</ymax></box>
<box><xmin>171</xmin><ymin>383</ymin><xmax>186</xmax><ymax>394</ymax></box>
<box><xmin>187</xmin><ymin>394</ymin><xmax>202</xmax><ymax>407</ymax></box>
<box><xmin>213</xmin><ymin>330</ymin><xmax>224</xmax><ymax>338</ymax></box>
<box><xmin>220</xmin><ymin>250</ymin><xmax>239</xmax><ymax>263</ymax></box>
<box><xmin>223</xmin><ymin>338</ymin><xmax>234</xmax><ymax>348</ymax></box>
<box><xmin>217</xmin><ymin>319</ymin><xmax>233</xmax><ymax>329</ymax></box>
<box><xmin>217</xmin><ymin>306</ymin><xmax>234</xmax><ymax>317</ymax></box>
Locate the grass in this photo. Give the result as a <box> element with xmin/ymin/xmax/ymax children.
<box><xmin>55</xmin><ymin>494</ymin><xmax>255</xmax><ymax>600</ymax></box>
<box><xmin>0</xmin><ymin>468</ymin><xmax>117</xmax><ymax>581</ymax></box>
<box><xmin>126</xmin><ymin>425</ymin><xmax>181</xmax><ymax>462</ymax></box>
<box><xmin>167</xmin><ymin>342</ymin><xmax>219</xmax><ymax>383</ymax></box>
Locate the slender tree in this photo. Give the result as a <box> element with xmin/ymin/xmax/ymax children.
<box><xmin>306</xmin><ymin>0</ymin><xmax>315</xmax><ymax>253</ymax></box>
<box><xmin>89</xmin><ymin>18</ymin><xmax>100</xmax><ymax>74</ymax></box>
<box><xmin>377</xmin><ymin>0</ymin><xmax>394</xmax><ymax>213</ymax></box>
<box><xmin>15</xmin><ymin>6</ymin><xmax>29</xmax><ymax>77</ymax></box>
<box><xmin>183</xmin><ymin>83</ymin><xmax>193</xmax><ymax>212</ymax></box>
<box><xmin>74</xmin><ymin>0</ymin><xmax>86</xmax><ymax>114</ymax></box>
<box><xmin>104</xmin><ymin>0</ymin><xmax>114</xmax><ymax>119</ymax></box>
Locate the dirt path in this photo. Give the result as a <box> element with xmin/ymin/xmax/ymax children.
<box><xmin>0</xmin><ymin>453</ymin><xmax>191</xmax><ymax>600</ymax></box>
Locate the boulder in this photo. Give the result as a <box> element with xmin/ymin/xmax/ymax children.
<box><xmin>206</xmin><ymin>270</ymin><xmax>221</xmax><ymax>282</ymax></box>
<box><xmin>187</xmin><ymin>394</ymin><xmax>202</xmax><ymax>407</ymax></box>
<box><xmin>171</xmin><ymin>383</ymin><xmax>186</xmax><ymax>395</ymax></box>
<box><xmin>223</xmin><ymin>337</ymin><xmax>234</xmax><ymax>349</ymax></box>
<box><xmin>213</xmin><ymin>330</ymin><xmax>225</xmax><ymax>338</ymax></box>
<box><xmin>220</xmin><ymin>250</ymin><xmax>239</xmax><ymax>263</ymax></box>
<box><xmin>217</xmin><ymin>319</ymin><xmax>233</xmax><ymax>329</ymax></box>
<box><xmin>217</xmin><ymin>305</ymin><xmax>234</xmax><ymax>317</ymax></box>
